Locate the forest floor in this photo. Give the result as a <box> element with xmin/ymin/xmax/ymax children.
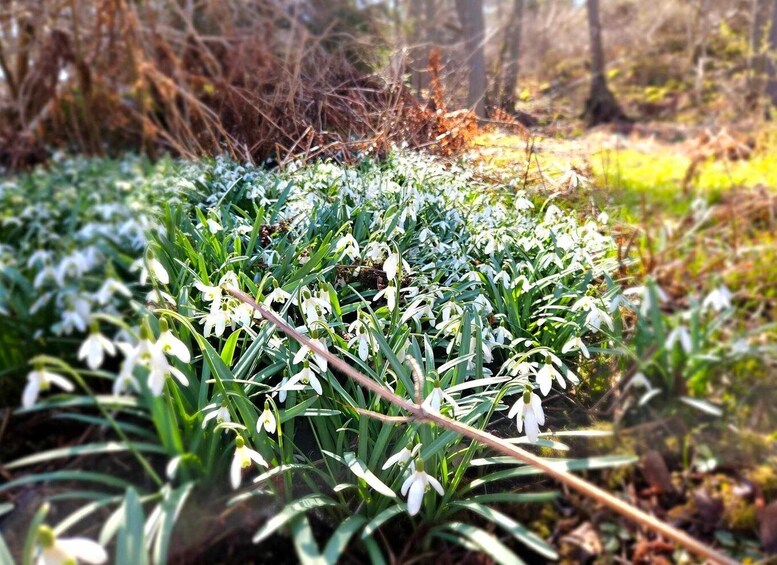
<box><xmin>465</xmin><ymin>124</ymin><xmax>777</xmax><ymax>563</ymax></box>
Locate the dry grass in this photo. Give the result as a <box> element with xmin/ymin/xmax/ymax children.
<box><xmin>0</xmin><ymin>1</ymin><xmax>479</xmax><ymax>168</ymax></box>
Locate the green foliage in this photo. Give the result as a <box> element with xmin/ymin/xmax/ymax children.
<box><xmin>2</xmin><ymin>153</ymin><xmax>636</xmax><ymax>563</ymax></box>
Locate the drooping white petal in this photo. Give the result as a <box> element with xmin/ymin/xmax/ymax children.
<box><xmin>230</xmin><ymin>453</ymin><xmax>243</xmax><ymax>490</ymax></box>
<box><xmin>55</xmin><ymin>538</ymin><xmax>108</xmax><ymax>564</ymax></box>
<box><xmin>426</xmin><ymin>474</ymin><xmax>445</xmax><ymax>496</ymax></box>
<box><xmin>406</xmin><ymin>475</ymin><xmax>426</xmax><ymax>516</ymax></box>
<box><xmin>22</xmin><ymin>378</ymin><xmax>41</xmax><ymax>408</ymax></box>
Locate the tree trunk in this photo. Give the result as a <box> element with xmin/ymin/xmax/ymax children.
<box><xmin>746</xmin><ymin>0</ymin><xmax>772</xmax><ymax>108</ymax></box>
<box><xmin>499</xmin><ymin>0</ymin><xmax>525</xmax><ymax>110</ymax></box>
<box><xmin>582</xmin><ymin>0</ymin><xmax>628</xmax><ymax>126</ymax></box>
<box><xmin>456</xmin><ymin>0</ymin><xmax>488</xmax><ymax>118</ymax></box>
<box><xmin>767</xmin><ymin>0</ymin><xmax>777</xmax><ymax>109</ymax></box>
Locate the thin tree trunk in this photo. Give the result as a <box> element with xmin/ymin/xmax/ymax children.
<box><xmin>499</xmin><ymin>0</ymin><xmax>525</xmax><ymax>110</ymax></box>
<box><xmin>767</xmin><ymin>0</ymin><xmax>777</xmax><ymax>108</ymax></box>
<box><xmin>582</xmin><ymin>0</ymin><xmax>627</xmax><ymax>126</ymax></box>
<box><xmin>455</xmin><ymin>0</ymin><xmax>488</xmax><ymax>118</ymax></box>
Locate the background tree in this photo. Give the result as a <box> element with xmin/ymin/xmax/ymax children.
<box><xmin>498</xmin><ymin>0</ymin><xmax>525</xmax><ymax>110</ymax></box>
<box><xmin>455</xmin><ymin>0</ymin><xmax>488</xmax><ymax>117</ymax></box>
<box><xmin>582</xmin><ymin>0</ymin><xmax>627</xmax><ymax>125</ymax></box>
<box><xmin>767</xmin><ymin>0</ymin><xmax>777</xmax><ymax>108</ymax></box>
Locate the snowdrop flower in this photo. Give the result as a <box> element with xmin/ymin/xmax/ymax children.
<box><xmin>382</xmin><ymin>442</ymin><xmax>415</xmax><ymax>470</ymax></box>
<box><xmin>730</xmin><ymin>338</ymin><xmax>750</xmax><ymax>355</ymax></box>
<box><xmin>59</xmin><ymin>296</ymin><xmax>92</xmax><ymax>335</ymax></box>
<box><xmin>348</xmin><ymin>318</ymin><xmax>375</xmax><ymax>361</ymax></box>
<box><xmin>94</xmin><ymin>278</ymin><xmax>132</xmax><ymax>305</ymax></box>
<box><xmin>666</xmin><ymin>326</ymin><xmax>692</xmax><ymax>354</ymax></box>
<box><xmin>263</xmin><ymin>286</ymin><xmax>291</xmax><ymax>308</ymax></box>
<box><xmin>623</xmin><ymin>372</ymin><xmax>653</xmax><ymax>392</ymax></box>
<box><xmin>421</xmin><ymin>382</ymin><xmax>459</xmax><ymax>416</ymax></box>
<box><xmin>535</xmin><ymin>360</ymin><xmax>563</xmax><ymax>396</ymax></box>
<box><xmin>702</xmin><ymin>285</ymin><xmax>733</xmax><ymax>313</ymax></box>
<box><xmin>585</xmin><ymin>307</ymin><xmax>613</xmax><ymax>332</ymax></box>
<box><xmin>283</xmin><ymin>363</ymin><xmax>323</xmax><ymax>395</ymax></box>
<box><xmin>131</xmin><ymin>251</ymin><xmax>169</xmax><ymax>286</ymax></box>
<box><xmin>335</xmin><ymin>234</ymin><xmax>360</xmax><ymax>261</ymax></box>
<box><xmin>202</xmin><ymin>402</ymin><xmax>231</xmax><ymax>428</ymax></box>
<box><xmin>202</xmin><ymin>307</ymin><xmax>229</xmax><ymax>338</ymax></box>
<box><xmin>293</xmin><ymin>338</ymin><xmax>329</xmax><ymax>373</ymax></box>
<box><xmin>230</xmin><ymin>436</ymin><xmax>268</xmax><ymax>490</ymax></box>
<box><xmin>78</xmin><ymin>327</ymin><xmax>116</xmax><ymax>370</ymax></box>
<box><xmin>561</xmin><ymin>336</ymin><xmax>590</xmax><ymax>359</ymax></box>
<box><xmin>373</xmin><ymin>285</ymin><xmax>397</xmax><ymax>311</ymax></box>
<box><xmin>23</xmin><ymin>366</ymin><xmax>75</xmax><ymax>408</ymax></box>
<box><xmin>492</xmin><ymin>326</ymin><xmax>513</xmax><ymax>346</ymax></box>
<box><xmin>401</xmin><ymin>459</ymin><xmax>444</xmax><ymax>516</ymax></box>
<box><xmin>206</xmin><ymin>218</ymin><xmax>223</xmax><ymax>234</ymax></box>
<box><xmin>156</xmin><ymin>319</ymin><xmax>191</xmax><ymax>363</ymax></box>
<box><xmin>258</xmin><ymin>402</ymin><xmax>276</xmax><ymax>434</ymax></box>
<box><xmin>383</xmin><ymin>252</ymin><xmax>410</xmax><ymax>281</ymax></box>
<box><xmin>35</xmin><ymin>524</ymin><xmax>107</xmax><ymax>565</ymax></box>
<box><xmin>146</xmin><ymin>348</ymin><xmax>189</xmax><ymax>396</ymax></box>
<box><xmin>508</xmin><ymin>388</ymin><xmax>545</xmax><ymax>443</ymax></box>
<box><xmin>195</xmin><ymin>281</ymin><xmax>223</xmax><ymax>306</ymax></box>
<box><xmin>299</xmin><ymin>288</ymin><xmax>329</xmax><ymax>323</ymax></box>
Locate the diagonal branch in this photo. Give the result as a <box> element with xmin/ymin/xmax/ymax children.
<box><xmin>225</xmin><ymin>286</ymin><xmax>736</xmax><ymax>565</ymax></box>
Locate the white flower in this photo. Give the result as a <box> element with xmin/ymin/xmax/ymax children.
<box><xmin>202</xmin><ymin>403</ymin><xmax>231</xmax><ymax>428</ymax></box>
<box><xmin>508</xmin><ymin>389</ymin><xmax>545</xmax><ymax>443</ymax></box>
<box><xmin>259</xmin><ymin>404</ymin><xmax>276</xmax><ymax>434</ymax></box>
<box><xmin>335</xmin><ymin>234</ymin><xmax>360</xmax><ymax>261</ymax></box>
<box><xmin>94</xmin><ymin>278</ymin><xmax>132</xmax><ymax>305</ymax></box>
<box><xmin>373</xmin><ymin>285</ymin><xmax>397</xmax><ymax>311</ymax></box>
<box><xmin>207</xmin><ymin>218</ymin><xmax>223</xmax><ymax>234</ymax></box>
<box><xmin>202</xmin><ymin>308</ymin><xmax>229</xmax><ymax>338</ymax></box>
<box><xmin>146</xmin><ymin>346</ymin><xmax>189</xmax><ymax>396</ymax></box>
<box><xmin>230</xmin><ymin>437</ymin><xmax>269</xmax><ymax>490</ymax></box>
<box><xmin>666</xmin><ymin>326</ymin><xmax>692</xmax><ymax>354</ymax></box>
<box><xmin>35</xmin><ymin>525</ymin><xmax>107</xmax><ymax>565</ymax></box>
<box><xmin>401</xmin><ymin>460</ymin><xmax>444</xmax><ymax>516</ymax></box>
<box><xmin>702</xmin><ymin>285</ymin><xmax>733</xmax><ymax>312</ymax></box>
<box><xmin>293</xmin><ymin>339</ymin><xmax>329</xmax><ymax>373</ymax></box>
<box><xmin>421</xmin><ymin>383</ymin><xmax>459</xmax><ymax>416</ymax></box>
<box><xmin>131</xmin><ymin>254</ymin><xmax>169</xmax><ymax>286</ymax></box>
<box><xmin>203</xmin><ymin>403</ymin><xmax>231</xmax><ymax>427</ymax></box>
<box><xmin>535</xmin><ymin>361</ymin><xmax>563</xmax><ymax>396</ymax></box>
<box><xmin>23</xmin><ymin>368</ymin><xmax>75</xmax><ymax>408</ymax></box>
<box><xmin>195</xmin><ymin>281</ymin><xmax>223</xmax><ymax>306</ymax></box>
<box><xmin>561</xmin><ymin>336</ymin><xmax>590</xmax><ymax>359</ymax></box>
<box><xmin>383</xmin><ymin>253</ymin><xmax>399</xmax><ymax>281</ymax></box>
<box><xmin>585</xmin><ymin>307</ymin><xmax>613</xmax><ymax>332</ymax></box>
<box><xmin>263</xmin><ymin>287</ymin><xmax>291</xmax><ymax>308</ymax></box>
<box><xmin>156</xmin><ymin>322</ymin><xmax>191</xmax><ymax>363</ymax></box>
<box><xmin>382</xmin><ymin>444</ymin><xmax>414</xmax><ymax>470</ymax></box>
<box><xmin>348</xmin><ymin>319</ymin><xmax>375</xmax><ymax>361</ymax></box>
<box><xmin>78</xmin><ymin>331</ymin><xmax>116</xmax><ymax>370</ymax></box>
<box><xmin>492</xmin><ymin>326</ymin><xmax>513</xmax><ymax>346</ymax></box>
<box><xmin>283</xmin><ymin>364</ymin><xmax>323</xmax><ymax>395</ymax></box>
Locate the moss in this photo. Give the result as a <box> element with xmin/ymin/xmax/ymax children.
<box><xmin>747</xmin><ymin>462</ymin><xmax>777</xmax><ymax>499</ymax></box>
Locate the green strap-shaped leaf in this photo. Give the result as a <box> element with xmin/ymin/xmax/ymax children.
<box><xmin>253</xmin><ymin>495</ymin><xmax>336</xmax><ymax>543</ymax></box>
<box><xmin>452</xmin><ymin>501</ymin><xmax>558</xmax><ymax>559</ymax></box>
<box><xmin>432</xmin><ymin>522</ymin><xmax>524</xmax><ymax>565</ymax></box>
<box><xmin>343</xmin><ymin>452</ymin><xmax>395</xmax><ymax>498</ymax></box>
<box><xmin>116</xmin><ymin>488</ymin><xmax>148</xmax><ymax>565</ymax></box>
<box><xmin>322</xmin><ymin>515</ymin><xmax>367</xmax><ymax>564</ymax></box>
<box><xmin>361</xmin><ymin>505</ymin><xmax>406</xmax><ymax>540</ymax></box>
